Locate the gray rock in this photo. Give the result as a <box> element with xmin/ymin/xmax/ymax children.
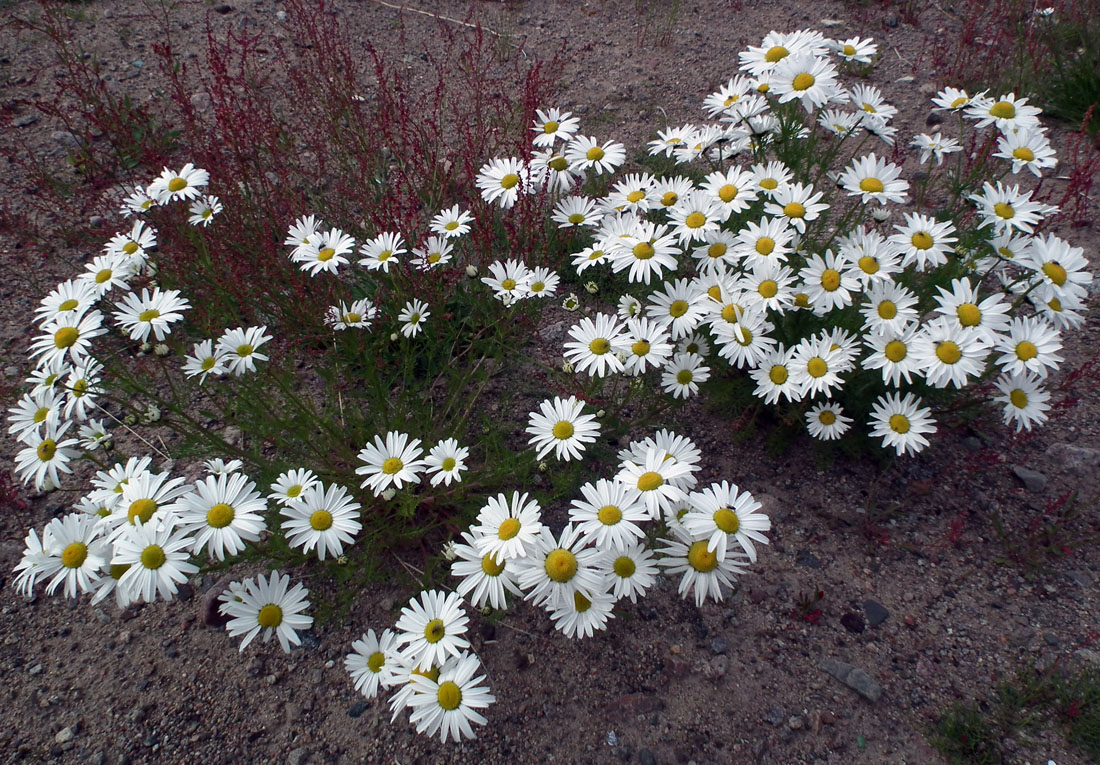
<box><xmin>28</xmin><ymin>663</ymin><xmax>43</xmax><ymax>675</ymax></box>
<box><xmin>788</xmin><ymin>715</ymin><xmax>804</xmax><ymax>730</ymax></box>
<box><xmin>709</xmin><ymin>637</ymin><xmax>728</xmax><ymax>655</ymax></box>
<box><xmin>1067</xmin><ymin>570</ymin><xmax>1092</xmax><ymax>587</ymax></box>
<box><xmin>863</xmin><ymin>600</ymin><xmax>889</xmax><ymax>627</ymax></box>
<box><xmin>347</xmin><ymin>700</ymin><xmax>368</xmax><ymax>718</ymax></box>
<box><xmin>766</xmin><ymin>706</ymin><xmax>786</xmax><ymax>726</ymax></box>
<box><xmin>287</xmin><ymin>747</ymin><xmax>308</xmax><ymax>765</ymax></box>
<box><xmin>55</xmin><ymin>726</ymin><xmax>76</xmax><ymax>744</ymax></box>
<box><xmin>638</xmin><ymin>749</ymin><xmax>657</xmax><ymax>765</ymax></box>
<box><xmin>1074</xmin><ymin>648</ymin><xmax>1100</xmax><ymax>668</ymax></box>
<box><xmin>819</xmin><ymin>659</ymin><xmax>883</xmax><ymax>702</ymax></box>
<box><xmin>51</xmin><ymin>130</ymin><xmax>80</xmax><ymax>148</ymax></box>
<box><xmin>1012</xmin><ymin>465</ymin><xmax>1046</xmax><ymax>492</ymax></box>
<box><xmin>796</xmin><ymin>550</ymin><xmax>823</xmax><ymax>569</ymax></box>
<box><xmin>1047</xmin><ymin>443</ymin><xmax>1100</xmax><ymax>472</ymax></box>
<box><xmin>13</xmin><ymin>114</ymin><xmax>38</xmax><ymax>127</ymax></box>
<box><xmin>190</xmin><ymin>92</ymin><xmax>212</xmax><ymax>112</ymax></box>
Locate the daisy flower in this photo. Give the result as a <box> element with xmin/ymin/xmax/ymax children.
<box><xmin>528</xmin><ymin>148</ymin><xmax>580</xmax><ymax>194</ymax></box>
<box><xmin>572</xmin><ymin>244</ymin><xmax>610</xmax><ymax>274</ymax></box>
<box><xmin>346</xmin><ymin>628</ymin><xmax>401</xmax><ymax>699</ymax></box>
<box><xmin>204</xmin><ymin>458</ymin><xmax>242</xmax><ymax>476</ymax></box>
<box><xmin>513</xmin><ymin>523</ymin><xmax>604</xmax><ymax>609</ymax></box>
<box><xmin>568</xmin><ymin>478</ymin><xmax>649</xmax><ymax>551</ymax></box>
<box><xmin>683</xmin><ymin>481</ymin><xmax>771</xmax><ymax>562</ymax></box>
<box><xmin>869</xmin><ymin>392</ymin><xmax>936</xmax><ymax>456</ymax></box>
<box><xmin>837</xmin><ymin>227</ymin><xmax>903</xmax><ymax>288</ymax></box>
<box><xmin>30</xmin><ymin>310</ymin><xmax>106</xmax><ymax>368</ymax></box>
<box><xmin>605</xmin><ymin>173</ymin><xmax>657</xmax><ymax>213</ymax></box>
<box><xmin>356</xmin><ymin>431</ymin><xmax>426</xmax><ymax>496</ymax></box>
<box><xmin>620</xmin><ymin>430</ymin><xmax>701</xmax><ymax>491</ymax></box>
<box><xmin>104</xmin><ymin>220</ymin><xmax>157</xmax><ymax>265</ymax></box>
<box><xmin>748</xmin><ymin>343</ymin><xmax>802</xmax><ymax>404</ymax></box>
<box><xmin>848</xmin><ymin>84</ymin><xmax>897</xmax><ymax>123</ymax></box>
<box><xmin>703</xmin><ymin>75</ymin><xmax>755</xmax><ymax>117</ymax></box>
<box><xmin>476</xmin><ymin>157</ymin><xmax>527</xmax><ymax>209</ymax></box>
<box><xmin>450</xmin><ymin>530</ymin><xmax>521</xmax><ymax>610</ymax></box>
<box><xmin>860</xmin><ymin>280</ymin><xmax>919</xmax><ymax>336</ymax></box>
<box><xmin>78</xmin><ymin>419</ymin><xmax>111</xmax><ymax>451</ymax></box>
<box><xmin>932</xmin><ymin>278</ymin><xmax>1011</xmax><ymax>343</ymax></box>
<box><xmin>147</xmin><ymin>162</ymin><xmax>209</xmax><ymax>203</ymax></box>
<box><xmin>35</xmin><ymin>279</ymin><xmax>99</xmax><ymax>326</ymax></box>
<box><xmin>216</xmin><ymin>325</ymin><xmax>271</xmax><ymax>376</ymax></box>
<box><xmin>552</xmin><ymin>196</ymin><xmax>604</xmax><ymax>229</ymax></box>
<box><xmin>182</xmin><ymin>339</ymin><xmax>227</xmax><ymax>384</ymax></box>
<box><xmin>994</xmin><ymin>128</ymin><xmax>1057</xmax><ymax>177</ymax></box>
<box><xmin>406</xmin><ymin>653</ymin><xmax>495</xmax><ymax>743</ymax></box>
<box><xmin>481</xmin><ymin>259</ymin><xmax>531</xmax><ymax>303</ymax></box>
<box><xmin>268</xmin><ymin>468</ymin><xmax>319</xmax><ymax>506</ymax></box>
<box><xmin>550</xmin><ymin>587</ymin><xmax>617</xmax><ymax>639</ymax></box>
<box><xmin>526</xmin><ymin>395</ymin><xmax>600</xmax><ymax>462</ymax></box>
<box><xmin>39</xmin><ymin>513</ymin><xmax>109</xmax><ymax>599</ymax></box>
<box><xmin>395</xmin><ymin>589</ymin><xmax>471</xmax><ymax>672</ymax></box>
<box><xmin>423</xmin><ymin>438</ymin><xmax>469</xmax><ymax>487</ymax></box>
<box><xmin>965</xmin><ymin>92</ymin><xmax>1043</xmax><ymax>132</ymax></box>
<box><xmin>471</xmin><ymin>491</ymin><xmax>543</xmax><ymax>561</ymax></box>
<box><xmin>173</xmin><ymin>472</ymin><xmax>267</xmax><ymax>561</ymax></box>
<box><xmin>806</xmin><ymin>401</ymin><xmax>853</xmax><ymax>440</ymax></box>
<box><xmin>112</xmin><ymin>517</ymin><xmax>199</xmax><ymax>603</ymax></box>
<box><xmin>531</xmin><ymin>107</ymin><xmax>580</xmax><ymax>147</ymax></box>
<box><xmin>734</xmin><ymin>216</ymin><xmax>796</xmax><ymax>267</ymax></box>
<box><xmin>713</xmin><ymin>307</ymin><xmax>777</xmax><ymax>370</ymax></box>
<box><xmin>397</xmin><ymin>299</ymin><xmax>430</xmax><ymax>338</ymax></box>
<box><xmin>657</xmin><ymin>526</ymin><xmax>751</xmax><ymax>607</ymax></box>
<box><xmin>562</xmin><ymin>313</ymin><xmax>628</xmax><ymax>377</ymax></box>
<box><xmin>609</xmin><ymin>221</ymin><xmax>681</xmax><ymax>286</ymax></box>
<box><xmin>430</xmin><ymin>205</ymin><xmax>474</xmax><ymax>238</ymax></box>
<box><xmin>861</xmin><ymin>324</ymin><xmax>923</xmax><ymax>387</ymax></box>
<box><xmin>788</xmin><ymin>335</ymin><xmax>846</xmax><ymax>399</ymax></box>
<box><xmin>832</xmin><ymin>36</ymin><xmax>877</xmax><ymax>63</ymax></box>
<box><xmin>750</xmin><ymin>160</ymin><xmax>793</xmax><ymax>197</ymax></box>
<box><xmin>801</xmin><ymin>250</ymin><xmax>859</xmax><ymax>313</ymax></box>
<box><xmin>839</xmin><ymin>153</ymin><xmax>908</xmax><ymax>205</ymax></box>
<box><xmin>284</xmin><ymin>214</ymin><xmax>323</xmax><ymax>249</ymax></box>
<box><xmin>764</xmin><ymin>182</ymin><xmax>829</xmax><ymax>234</ymax></box>
<box><xmin>889</xmin><ymin>213</ymin><xmax>957</xmax><ymax>271</ymax></box>
<box><xmin>120</xmin><ymin>184</ymin><xmax>157</xmax><ymax>216</ymax></box>
<box><xmin>326</xmin><ymin>298</ymin><xmax>377</xmax><ymax>331</ymax></box>
<box><xmin>565</xmin><ymin>135</ymin><xmax>626</xmax><ymax>175</ymax></box>
<box><xmin>1022</xmin><ymin>233</ymin><xmax>1092</xmax><ymax>304</ymax></box>
<box><xmin>525</xmin><ymin>267</ymin><xmax>559</xmax><ymax>299</ymax></box>
<box><xmin>218</xmin><ymin>570</ymin><xmax>313</xmax><ymax>652</ymax></box>
<box><xmin>668</xmin><ymin>190</ymin><xmax>723</xmax><ymax>245</ymax></box>
<box><xmin>646</xmin><ymin>278</ymin><xmax>706</xmax><ymax>340</ymax></box>
<box><xmin>62</xmin><ymin>360</ymin><xmax>102</xmax><ymax>421</ymax></box>
<box><xmin>771</xmin><ymin>52</ymin><xmax>842</xmax><ymax>111</ymax></box>
<box><xmin>113</xmin><ymin>287</ymin><xmax>191</xmax><ymax>343</ymax></box>
<box><xmin>910</xmin><ymin>132</ymin><xmax>962</xmax><ymax>166</ymax></box>
<box><xmin>622</xmin><ymin>316</ymin><xmax>674</xmax><ymax>375</ymax></box>
<box><xmin>616</xmin><ymin>447</ymin><xmax>694</xmax><ymax>519</ymax></box>
<box><xmin>187</xmin><ymin>195</ymin><xmax>222</xmax><ymax>226</ymax></box>
<box><xmin>357</xmin><ymin>231</ymin><xmax>406</xmax><ymax>272</ymax></box>
<box><xmin>280</xmin><ymin>482</ymin><xmax>362</xmax><ymax>561</ymax></box>
<box><xmin>662</xmin><ymin>350</ymin><xmax>711</xmax><ymax>399</ymax></box>
<box><xmin>701</xmin><ymin>166</ymin><xmax>758</xmax><ymax>216</ymax></box>
<box><xmin>410</xmin><ymin>235</ymin><xmax>454</xmax><ymax>271</ymax></box>
<box><xmin>101</xmin><ymin>469</ymin><xmax>190</xmax><ymax>542</ymax></box>
<box><xmin>970</xmin><ymin>181</ymin><xmax>1046</xmax><ymax>235</ymax></box>
<box><xmin>691</xmin><ymin>230</ymin><xmax>740</xmax><ymax>272</ymax></box>
<box><xmin>994</xmin><ymin>316</ymin><xmax>1063</xmax><ymax>379</ymax></box>
<box><xmin>14</xmin><ymin>419</ymin><xmax>79</xmax><ymax>491</ymax></box>
<box><xmin>295</xmin><ymin>227</ymin><xmax>355</xmax><ymax>276</ymax></box>
<box><xmin>993</xmin><ymin>372</ymin><xmax>1051</xmax><ymax>432</ymax></box>
<box><xmin>932</xmin><ymin>86</ymin><xmax>976</xmax><ymax>111</ymax></box>
<box><xmin>79</xmin><ymin>253</ymin><xmax>135</xmax><ymax>297</ymax></box>
<box><xmin>652</xmin><ymin>175</ymin><xmax>696</xmax><ymax>209</ymax></box>
<box><xmin>6</xmin><ymin>387</ymin><xmax>63</xmax><ymax>439</ymax></box>
<box><xmin>912</xmin><ymin>317</ymin><xmax>990</xmax><ymax>389</ymax></box>
<box><xmin>89</xmin><ymin>561</ymin><xmax>136</xmax><ymax>609</ymax></box>
<box><xmin>597</xmin><ymin>542</ymin><xmax>658</xmax><ymax>603</ymax></box>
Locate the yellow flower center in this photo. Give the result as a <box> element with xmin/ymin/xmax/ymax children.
<box><xmin>857</xmin><ymin>255</ymin><xmax>879</xmax><ymax>274</ymax></box>
<box><xmin>765</xmin><ymin>45</ymin><xmax>789</xmax><ymax>63</ymax></box>
<box><xmin>877</xmin><ymin>300</ymin><xmax>898</xmax><ymax>320</ymax></box>
<box><xmin>317</xmin><ymin>247</ymin><xmax>336</xmax><ymax>262</ymax></box>
<box><xmin>568</xmin><ymin>213</ymin><xmax>585</xmax><ymax>224</ymax></box>
<box><xmin>626</xmin><ymin>190</ymin><xmax>646</xmax><ymax>203</ymax></box>
<box><xmin>859</xmin><ymin>177</ymin><xmax>885</xmax><ymax>194</ymax></box>
<box><xmin>586</xmin><ymin>146</ymin><xmax>606</xmax><ymax>162</ymax></box>
<box><xmin>548</xmin><ymin>156</ymin><xmax>568</xmax><ymax>172</ymax></box>
<box><xmin>481</xmin><ymin>553</ymin><xmax>506</xmax><ymax>577</ymax></box>
<box><xmin>661</xmin><ymin>192</ymin><xmax>679</xmax><ymax>206</ymax></box>
<box><xmin>589</xmin><ymin>338</ymin><xmax>611</xmax><ymax>355</ymax></box>
<box><xmin>818</xmin><ymin>410</ymin><xmax>837</xmax><ymax>426</ymax></box>
<box><xmin>613</xmin><ymin>555</ymin><xmax>635</xmax><ymax>578</ymax></box>
<box><xmin>753</xmin><ymin>236</ymin><xmax>776</xmax><ymax>256</ymax></box>
<box><xmin>911</xmin><ymin>232</ymin><xmax>933</xmax><ymax>250</ymax></box>
<box><xmin>382</xmin><ymin>457</ymin><xmax>403</xmax><ymax>475</ymax></box>
<box><xmin>884</xmin><ymin>340</ymin><xmax>908</xmax><ymax>362</ymax></box>
<box><xmin>58</xmin><ymin>298</ymin><xmax>80</xmax><ymax>312</ymax></box>
<box><xmin>427</xmin><ymin>252</ymin><xmax>442</xmax><ymax>264</ymax></box>
<box><xmin>498</xmin><ymin>518</ymin><xmax>521</xmax><ymax>540</ymax></box>
<box><xmin>437</xmin><ymin>681</ymin><xmax>463</xmax><ymax>711</ymax></box>
<box><xmin>542</xmin><ymin>120</ymin><xmax>559</xmax><ymax>134</ymax></box>
<box><xmin>756</xmin><ymin>280</ymin><xmax>778</xmax><ymax>299</ymax></box>
<box><xmin>552</xmin><ymin>421</ymin><xmax>575</xmax><ymax>440</ymax></box>
<box><xmin>530</xmin><ymin>282</ymin><xmax>545</xmax><ymax>293</ymax></box>
<box><xmin>792</xmin><ymin>72</ymin><xmax>816</xmax><ymax>91</ymax></box>
<box><xmin>378</xmin><ymin>250</ymin><xmax>392</xmax><ymax>261</ymax></box>
<box><xmin>637</xmin><ymin>471</ymin><xmax>663</xmax><ymax>492</ymax></box>
<box><xmin>1048</xmin><ymin>297</ymin><xmax>1062</xmax><ymax>312</ymax></box>
<box><xmin>1010</xmin><ymin>389</ymin><xmax>1028</xmax><ymax>408</ymax></box>
<box><xmin>309</xmin><ymin>510</ymin><xmax>333</xmax><ymax>530</ymax></box>
<box><xmin>1041</xmin><ymin>262</ymin><xmax>1067</xmax><ymax>286</ymax></box>
<box><xmin>807</xmin><ymin>357</ymin><xmax>828</xmax><ymax>378</ymax></box>
<box><xmin>61</xmin><ymin>542</ymin><xmax>88</xmax><ymax>568</ymax></box>
<box><xmin>95</xmin><ymin>269</ymin><xmax>113</xmax><ymax>284</ymax></box>
<box><xmin>110</xmin><ymin>563</ymin><xmax>130</xmax><ymax>580</ymax></box>
<box><xmin>200</xmin><ymin>356</ymin><xmax>217</xmax><ymax>372</ymax></box>
<box><xmin>783</xmin><ymin>202</ymin><xmax>806</xmax><ymax>219</ymax></box>
<box><xmin>759</xmin><ymin>178</ymin><xmax>778</xmax><ymax>190</ymax></box>
<box><xmin>935</xmin><ymin>341</ymin><xmax>961</xmax><ymax>364</ymax></box>
<box><xmin>367</xmin><ymin>651</ymin><xmax>386</xmax><ymax>673</ymax></box>
<box><xmin>167</xmin><ymin>177</ymin><xmax>188</xmax><ymax>192</ymax></box>
<box><xmin>236</xmin><ymin>343</ymin><xmax>253</xmax><ymax>357</ymax></box>
<box><xmin>794</xmin><ymin>293</ymin><xmax>810</xmax><ymax>307</ymax></box>
<box><xmin>424</xmin><ymin>618</ymin><xmax>446</xmax><ymax>643</ymax></box>
<box><xmin>687</xmin><ymin>540</ymin><xmax>719</xmax><ymax>572</ymax></box>
<box><xmin>820</xmin><ymin>268</ymin><xmax>841</xmax><ymax>291</ymax></box>
<box><xmin>441</xmin><ymin>457</ymin><xmax>456</xmax><ymax>471</ymax></box>
<box><xmin>53</xmin><ymin>327</ymin><xmax>79</xmax><ymax>349</ymax></box>
<box><xmin>138</xmin><ymin>308</ymin><xmax>160</xmax><ymax>322</ymax></box>
<box><xmin>1015</xmin><ymin>341</ymin><xmax>1038</xmax><ymax>361</ymax></box>
<box><xmin>1012</xmin><ymin>147</ymin><xmax>1035</xmax><ymax>162</ymax></box>
<box><xmin>888</xmin><ymin>414</ymin><xmax>910</xmax><ymax>434</ymax></box>
<box><xmin>989</xmin><ymin>101</ymin><xmax>1016</xmax><ymax>119</ymax></box>
<box><xmin>668</xmin><ymin>300</ymin><xmax>689</xmax><ymax>318</ymax></box>
<box><xmin>713</xmin><ymin>507</ymin><xmax>740</xmax><ymax>534</ymax></box>
<box><xmin>33</xmin><ymin>407</ymin><xmax>50</xmax><ymax>424</ymax></box>
<box><xmin>140</xmin><ymin>544</ymin><xmax>166</xmax><ymax>570</ymax></box>
<box><xmin>345</xmin><ymin>313</ymin><xmax>362</xmax><ymax>324</ymax></box>
<box><xmin>597</xmin><ymin>504</ymin><xmax>623</xmax><ymax>526</ymax></box>
<box><xmin>633</xmin><ymin>242</ymin><xmax>655</xmax><ymax>260</ymax></box>
<box><xmin>631</xmin><ymin>340</ymin><xmax>651</xmax><ymax>357</ymax></box>
<box><xmin>676</xmin><ymin>369</ymin><xmax>694</xmax><ymax>385</ymax></box>
<box><xmin>955</xmin><ymin>303</ymin><xmax>981</xmax><ymax>327</ymax></box>
<box><xmin>35</xmin><ymin>437</ymin><xmax>57</xmax><ymax>461</ymax></box>
<box><xmin>207</xmin><ymin>502</ymin><xmax>235</xmax><ymax>528</ymax></box>
<box><xmin>127</xmin><ymin>499</ymin><xmax>158</xmax><ymax>525</ymax></box>
<box><xmin>573</xmin><ymin>591</ymin><xmax>592</xmax><ymax>612</ymax></box>
<box><xmin>720</xmin><ymin>304</ymin><xmax>740</xmax><ymax>323</ymax></box>
<box><xmin>500</xmin><ymin>173</ymin><xmax>520</xmax><ymax>189</ymax></box>
<box><xmin>122</xmin><ymin>241</ymin><xmax>140</xmax><ymax>255</ymax></box>
<box><xmin>950</xmin><ymin>96</ymin><xmax>968</xmax><ymax>109</ymax></box>
<box><xmin>685</xmin><ymin>212</ymin><xmax>706</xmax><ymax>229</ymax></box>
<box><xmin>544</xmin><ymin>549</ymin><xmax>578</xmax><ymax>583</ymax></box>
<box><xmin>718</xmin><ymin>184</ymin><xmax>738</xmax><ymax>203</ymax></box>
<box><xmin>501</xmin><ymin>278</ymin><xmax>517</xmax><ymax>291</ymax></box>
<box><xmin>769</xmin><ymin>365</ymin><xmax>788</xmax><ymax>384</ymax></box>
<box><xmin>842</xmin><ymin>44</ymin><xmax>857</xmax><ymax>56</ymax></box>
<box><xmin>257</xmin><ymin>604</ymin><xmax>283</xmax><ymax>628</ymax></box>
<box><xmin>993</xmin><ymin>202</ymin><xmax>1015</xmax><ymax>220</ymax></box>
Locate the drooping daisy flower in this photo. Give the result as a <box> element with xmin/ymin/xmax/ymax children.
<box><xmin>423</xmin><ymin>438</ymin><xmax>469</xmax><ymax>487</ymax></box>
<box><xmin>357</xmin><ymin>231</ymin><xmax>406</xmax><ymax>272</ymax></box>
<box><xmin>993</xmin><ymin>372</ymin><xmax>1051</xmax><ymax>432</ymax></box>
<box><xmin>216</xmin><ymin>326</ymin><xmax>271</xmax><ymax>376</ymax></box>
<box><xmin>565</xmin><ymin>135</ymin><xmax>626</xmax><ymax>175</ymax></box>
<box><xmin>549</xmin><ymin>587</ymin><xmax>617</xmax><ymax>639</ymax></box>
<box><xmin>61</xmin><ymin>360</ymin><xmax>102</xmax><ymax>422</ymax></box>
<box><xmin>839</xmin><ymin>153</ymin><xmax>909</xmax><ymax>205</ymax></box>
<box><xmin>203</xmin><ymin>458</ymin><xmax>242</xmax><ymax>476</ymax></box>
<box><xmin>397</xmin><ymin>299</ymin><xmax>431</xmax><ymax>338</ymax></box>
<box><xmin>471</xmin><ymin>491</ymin><xmax>543</xmax><ymax>561</ymax></box>
<box><xmin>187</xmin><ymin>195</ymin><xmax>223</xmax><ymax>227</ymax></box>
<box><xmin>112</xmin><ymin>517</ymin><xmax>199</xmax><ymax>603</ymax></box>
<box><xmin>113</xmin><ymin>287</ymin><xmax>191</xmax><ymax>343</ymax></box>
<box><xmin>562</xmin><ymin>313</ymin><xmax>628</xmax><ymax>377</ymax></box>
<box><xmin>284</xmin><ymin>214</ymin><xmax>323</xmax><ymax>250</ymax></box>
<box><xmin>531</xmin><ymin>107</ymin><xmax>581</xmax><ymax>147</ymax></box>
<box><xmin>120</xmin><ymin>184</ymin><xmax>157</xmax><ymax>216</ymax></box>
<box><xmin>173</xmin><ymin>472</ymin><xmax>268</xmax><ymax>561</ymax></box>
<box><xmin>831</xmin><ymin>36</ymin><xmax>877</xmax><ymax>63</ymax></box>
<box><xmin>868</xmin><ymin>391</ymin><xmax>937</xmax><ymax>456</ymax></box>
<box><xmin>356</xmin><ymin>431</ymin><xmax>426</xmax><ymax>496</ymax></box>
<box><xmin>14</xmin><ymin>419</ymin><xmax>79</xmax><ymax>491</ymax></box>
<box><xmin>280</xmin><ymin>481</ymin><xmax>362</xmax><ymax>561</ymax></box>
<box><xmin>147</xmin><ymin>162</ymin><xmax>210</xmax><ymax>204</ymax></box>
<box><xmin>346</xmin><ymin>628</ymin><xmax>402</xmax><ymax>699</ymax></box>
<box><xmin>683</xmin><ymin>481</ymin><xmax>771</xmax><ymax>562</ymax></box>
<box><xmin>475</xmin><ymin>157</ymin><xmax>527</xmax><ymax>209</ymax></box>
<box><xmin>657</xmin><ymin>526</ymin><xmax>751</xmax><ymax>607</ymax></box>
<box><xmin>395</xmin><ymin>589</ymin><xmax>471</xmax><ymax>672</ymax></box>
<box><xmin>449</xmin><ymin>530</ymin><xmax>521</xmax><ymax>611</ymax></box>
<box><xmin>268</xmin><ymin>468</ymin><xmax>320</xmax><ymax>506</ymax></box>
<box><xmin>526</xmin><ymin>395</ymin><xmax>600</xmax><ymax>462</ymax></box>
<box><xmin>406</xmin><ymin>652</ymin><xmax>495</xmax><ymax>743</ymax></box>
<box><xmin>218</xmin><ymin>570</ymin><xmax>313</xmax><ymax>652</ymax></box>
<box><xmin>931</xmin><ymin>86</ymin><xmax>976</xmax><ymax>112</ymax></box>
<box><xmin>326</xmin><ymin>298</ymin><xmax>377</xmax><ymax>331</ymax></box>
<box><xmin>6</xmin><ymin>387</ymin><xmax>63</xmax><ymax>440</ymax></box>
<box><xmin>78</xmin><ymin>418</ymin><xmax>111</xmax><ymax>451</ymax></box>
<box><xmin>481</xmin><ymin>259</ymin><xmax>531</xmax><ymax>303</ymax></box>
<box><xmin>911</xmin><ymin>132</ymin><xmax>962</xmax><ymax>166</ymax></box>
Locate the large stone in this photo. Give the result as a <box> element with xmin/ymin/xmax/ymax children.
<box><xmin>819</xmin><ymin>659</ymin><xmax>883</xmax><ymax>702</ymax></box>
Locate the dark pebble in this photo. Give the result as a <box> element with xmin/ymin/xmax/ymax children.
<box><xmin>840</xmin><ymin>613</ymin><xmax>865</xmax><ymax>634</ymax></box>
<box><xmin>709</xmin><ymin>637</ymin><xmax>729</xmax><ymax>655</ymax></box>
<box><xmin>638</xmin><ymin>748</ymin><xmax>657</xmax><ymax>765</ymax></box>
<box><xmin>176</xmin><ymin>583</ymin><xmax>194</xmax><ymax>601</ymax></box>
<box><xmin>796</xmin><ymin>550</ymin><xmax>823</xmax><ymax>569</ymax></box>
<box><xmin>925</xmin><ymin>111</ymin><xmax>944</xmax><ymax>127</ymax></box>
<box><xmin>480</xmin><ymin>623</ymin><xmax>496</xmax><ymax>641</ymax></box>
<box><xmin>692</xmin><ymin>621</ymin><xmax>708</xmax><ymax>639</ymax></box>
<box><xmin>885</xmin><ymin>14</ymin><xmax>899</xmax><ymax>27</ymax></box>
<box><xmin>347</xmin><ymin>701</ymin><xmax>368</xmax><ymax>718</ymax></box>
<box><xmin>214</xmin><ymin>3</ymin><xmax>234</xmax><ymax>12</ymax></box>
<box><xmin>767</xmin><ymin>706</ymin><xmax>785</xmax><ymax>726</ymax></box>
<box><xmin>299</xmin><ymin>631</ymin><xmax>320</xmax><ymax>651</ymax></box>
<box><xmin>863</xmin><ymin>600</ymin><xmax>889</xmax><ymax>627</ymax></box>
